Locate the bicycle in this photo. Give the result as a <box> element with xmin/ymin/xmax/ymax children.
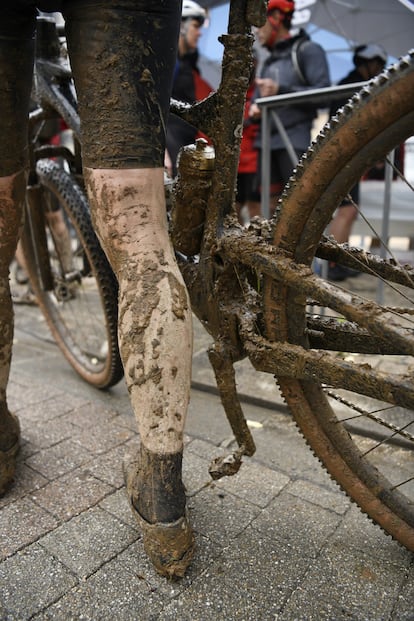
<box><xmin>167</xmin><ymin>1</ymin><xmax>414</xmax><ymax>552</ymax></box>
<box><xmin>21</xmin><ymin>3</ymin><xmax>414</xmax><ymax>553</ymax></box>
<box><xmin>19</xmin><ymin>15</ymin><xmax>123</xmax><ymax>389</ymax></box>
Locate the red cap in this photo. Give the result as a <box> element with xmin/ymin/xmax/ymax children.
<box><xmin>267</xmin><ymin>0</ymin><xmax>295</xmax><ymax>14</ymax></box>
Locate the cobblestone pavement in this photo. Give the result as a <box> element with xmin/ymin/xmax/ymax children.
<box><xmin>1</xmin><ymin>289</ymin><xmax>413</xmax><ymax>620</ymax></box>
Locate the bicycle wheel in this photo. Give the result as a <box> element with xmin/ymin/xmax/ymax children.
<box><xmin>264</xmin><ymin>51</ymin><xmax>414</xmax><ymax>549</ymax></box>
<box><xmin>23</xmin><ymin>159</ymin><xmax>123</xmax><ymax>389</ymax></box>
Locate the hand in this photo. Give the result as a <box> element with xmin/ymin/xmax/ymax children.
<box><xmin>256</xmin><ymin>77</ymin><xmax>279</xmax><ymax>98</ymax></box>
<box><xmin>249</xmin><ymin>102</ymin><xmax>261</xmax><ymax>120</ymax></box>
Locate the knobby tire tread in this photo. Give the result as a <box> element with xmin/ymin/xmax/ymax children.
<box><xmin>25</xmin><ymin>159</ymin><xmax>123</xmax><ymax>389</ymax></box>
<box><xmin>264</xmin><ymin>51</ymin><xmax>414</xmax><ymax>550</ymax></box>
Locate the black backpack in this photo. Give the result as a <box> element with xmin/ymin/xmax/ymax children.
<box><xmin>291</xmin><ymin>37</ymin><xmax>311</xmax><ymax>86</ymax></box>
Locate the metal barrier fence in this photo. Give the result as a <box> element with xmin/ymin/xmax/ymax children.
<box><xmin>255</xmin><ymin>81</ymin><xmax>370</xmax><ymax>219</ymax></box>
<box><xmin>255</xmin><ymin>82</ymin><xmax>408</xmax><ymax>303</ymax></box>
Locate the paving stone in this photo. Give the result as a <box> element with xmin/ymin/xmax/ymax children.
<box><xmin>12</xmin><ymin>437</ymin><xmax>36</xmax><ymax>462</ymax></box>
<box><xmin>250</xmin><ymin>418</ymin><xmax>337</xmax><ymax>486</ymax></box>
<box><xmin>121</xmin><ymin>438</ymin><xmax>142</xmax><ymax>473</ymax></box>
<box><xmin>113</xmin><ymin>411</ymin><xmax>139</xmax><ymax>433</ymax></box>
<box><xmin>188</xmin><ymin>485</ymin><xmax>261</xmax><ymax>545</ymax></box>
<box><xmin>34</xmin><ymin>554</ymin><xmax>164</xmax><ymax>621</ymax></box>
<box><xmin>99</xmin><ymin>489</ymin><xmax>139</xmax><ymax>531</ymax></box>
<box><xmin>20</xmin><ymin>413</ymin><xmax>79</xmax><ymax>450</ymax></box>
<box><xmin>250</xmin><ymin>491</ymin><xmax>342</xmax><ymax>559</ymax></box>
<box><xmin>215</xmin><ymin>457</ymin><xmax>290</xmax><ymax>508</ymax></box>
<box><xmin>279</xmin><ymin>541</ymin><xmax>409</xmax><ymax>620</ymax></box>
<box><xmin>185</xmin><ymin>390</ymin><xmax>233</xmax><ymax>446</ymax></box>
<box><xmin>0</xmin><ymin>463</ymin><xmax>48</xmax><ymax>509</ymax></box>
<box><xmin>0</xmin><ymin>599</ymin><xmax>8</xmax><ymax>619</ymax></box>
<box><xmin>0</xmin><ymin>498</ymin><xmax>58</xmax><ymax>560</ymax></box>
<box><xmin>0</xmin><ymin>543</ymin><xmax>77</xmax><ymax>620</ymax></box>
<box><xmin>70</xmin><ymin>419</ymin><xmax>134</xmax><ymax>455</ymax></box>
<box><xmin>185</xmin><ymin>437</ymin><xmax>226</xmax><ymax>461</ymax></box>
<box><xmin>328</xmin><ymin>503</ymin><xmax>413</xmax><ymax>564</ymax></box>
<box><xmin>85</xmin><ymin>443</ymin><xmax>128</xmax><ymax>488</ymax></box>
<box><xmin>39</xmin><ymin>507</ymin><xmax>139</xmax><ymax>579</ymax></box>
<box><xmin>30</xmin><ymin>467</ymin><xmax>114</xmax><ymax>521</ymax></box>
<box><xmin>7</xmin><ymin>379</ymin><xmax>64</xmax><ymax>411</ymax></box>
<box><xmin>16</xmin><ymin>392</ymin><xmax>89</xmax><ymax>424</ymax></box>
<box><xmin>286</xmin><ymin>478</ymin><xmax>350</xmax><ymax>515</ymax></box>
<box><xmin>6</xmin><ymin>301</ymin><xmax>414</xmax><ymax>620</ymax></box>
<box><xmin>65</xmin><ymin>401</ymin><xmax>119</xmax><ymax>428</ymax></box>
<box><xmin>25</xmin><ymin>439</ymin><xmax>93</xmax><ymax>480</ymax></box>
<box><xmin>182</xmin><ymin>446</ymin><xmax>212</xmax><ymax>495</ymax></box>
<box><xmin>158</xmin><ymin>525</ymin><xmax>312</xmax><ymax>621</ymax></box>
<box><xmin>391</xmin><ymin>563</ymin><xmax>414</xmax><ymax>621</ymax></box>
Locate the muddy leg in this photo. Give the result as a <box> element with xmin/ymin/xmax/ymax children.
<box><xmin>46</xmin><ymin>209</ymin><xmax>74</xmax><ymax>273</ymax></box>
<box><xmin>85</xmin><ymin>167</ymin><xmax>194</xmax><ymax>577</ymax></box>
<box><xmin>0</xmin><ymin>171</ymin><xmax>25</xmax><ymax>495</ymax></box>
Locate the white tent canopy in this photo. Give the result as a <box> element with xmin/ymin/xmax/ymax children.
<box><xmin>294</xmin><ymin>0</ymin><xmax>414</xmax><ymax>60</ymax></box>
<box><xmin>202</xmin><ymin>0</ymin><xmax>414</xmax><ymax>60</ymax></box>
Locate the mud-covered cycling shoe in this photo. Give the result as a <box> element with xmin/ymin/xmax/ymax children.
<box><xmin>0</xmin><ymin>411</ymin><xmax>21</xmax><ymax>496</ymax></box>
<box><xmin>124</xmin><ymin>448</ymin><xmax>195</xmax><ymax>579</ymax></box>
<box><xmin>128</xmin><ymin>505</ymin><xmax>194</xmax><ymax>579</ymax></box>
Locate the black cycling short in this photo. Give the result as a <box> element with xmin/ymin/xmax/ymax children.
<box><xmin>339</xmin><ymin>182</ymin><xmax>360</xmax><ymax>207</ymax></box>
<box><xmin>257</xmin><ymin>148</ymin><xmax>304</xmax><ymax>198</ymax></box>
<box><xmin>236</xmin><ymin>172</ymin><xmax>261</xmax><ymax>205</ymax></box>
<box><xmin>0</xmin><ymin>1</ymin><xmax>181</xmax><ymax>175</ymax></box>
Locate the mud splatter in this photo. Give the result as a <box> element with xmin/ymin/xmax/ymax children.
<box><xmin>167</xmin><ymin>272</ymin><xmax>188</xmax><ymax>320</ymax></box>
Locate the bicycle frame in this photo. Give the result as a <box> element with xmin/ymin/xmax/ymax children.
<box><xmin>16</xmin><ymin>4</ymin><xmax>414</xmax><ymax>552</ymax></box>
<box><xmin>22</xmin><ymin>17</ymin><xmax>81</xmax><ymax>293</ymax></box>
<box><xmin>30</xmin><ymin>4</ymin><xmax>408</xmax><ymax>458</ymax></box>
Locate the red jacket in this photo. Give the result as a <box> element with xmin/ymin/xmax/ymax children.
<box><xmin>238</xmin><ymin>83</ymin><xmax>259</xmax><ymax>174</ymax></box>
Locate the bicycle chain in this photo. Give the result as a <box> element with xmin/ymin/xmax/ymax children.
<box><xmin>324</xmin><ymin>388</ymin><xmax>414</xmax><ymax>444</ymax></box>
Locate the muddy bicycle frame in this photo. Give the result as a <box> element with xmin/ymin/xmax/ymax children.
<box><xmin>28</xmin><ymin>3</ymin><xmax>414</xmax><ymax>457</ymax></box>
<box><xmin>24</xmin><ymin>17</ymin><xmax>81</xmax><ymax>293</ymax></box>
<box><xmin>21</xmin><ymin>2</ymin><xmax>414</xmax><ymax>551</ymax></box>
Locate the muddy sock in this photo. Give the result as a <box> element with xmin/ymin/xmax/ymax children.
<box><xmin>0</xmin><ymin>404</ymin><xmax>20</xmax><ymax>453</ymax></box>
<box><xmin>132</xmin><ymin>444</ymin><xmax>186</xmax><ymax>525</ymax></box>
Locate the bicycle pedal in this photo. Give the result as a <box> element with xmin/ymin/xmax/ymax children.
<box><xmin>208</xmin><ymin>448</ymin><xmax>244</xmax><ymax>481</ymax></box>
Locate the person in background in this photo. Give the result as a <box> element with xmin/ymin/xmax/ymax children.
<box><xmin>165</xmin><ymin>0</ymin><xmax>213</xmax><ymax>178</ymax></box>
<box><xmin>327</xmin><ymin>43</ymin><xmax>387</xmax><ymax>281</ymax></box>
<box><xmin>249</xmin><ymin>0</ymin><xmax>330</xmax><ymax>214</ymax></box>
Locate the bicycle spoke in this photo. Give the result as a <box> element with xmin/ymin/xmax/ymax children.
<box><xmin>325</xmin><ymin>389</ymin><xmax>414</xmax><ymax>444</ymax></box>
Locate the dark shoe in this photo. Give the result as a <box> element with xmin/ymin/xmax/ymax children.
<box><xmin>124</xmin><ymin>447</ymin><xmax>195</xmax><ymax>579</ymax></box>
<box><xmin>328</xmin><ymin>263</ymin><xmax>360</xmax><ymax>282</ymax></box>
<box><xmin>0</xmin><ymin>411</ymin><xmax>20</xmax><ymax>496</ymax></box>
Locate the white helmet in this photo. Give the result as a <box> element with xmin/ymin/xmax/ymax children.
<box><xmin>353</xmin><ymin>44</ymin><xmax>387</xmax><ymax>66</ymax></box>
<box><xmin>181</xmin><ymin>0</ymin><xmax>206</xmax><ymax>24</ymax></box>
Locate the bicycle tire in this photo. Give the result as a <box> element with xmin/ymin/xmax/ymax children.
<box><xmin>264</xmin><ymin>51</ymin><xmax>414</xmax><ymax>550</ymax></box>
<box><xmin>23</xmin><ymin>159</ymin><xmax>123</xmax><ymax>389</ymax></box>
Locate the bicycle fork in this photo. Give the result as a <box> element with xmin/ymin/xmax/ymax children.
<box><xmin>22</xmin><ymin>183</ymin><xmax>54</xmax><ymax>291</ymax></box>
